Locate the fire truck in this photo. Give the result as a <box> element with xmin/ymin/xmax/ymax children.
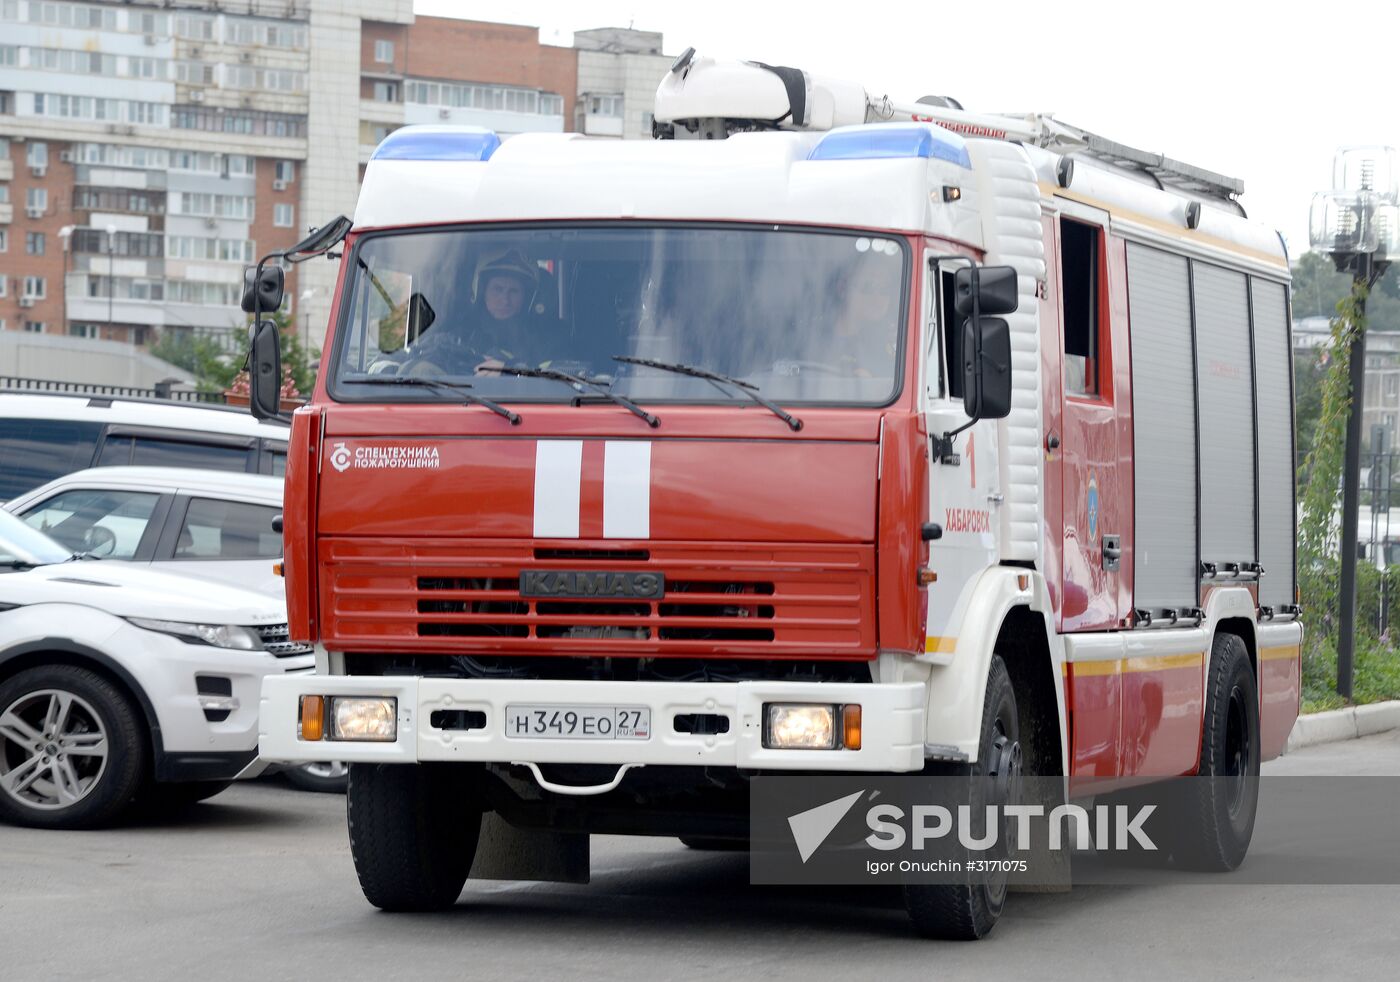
<box><xmin>254</xmin><ymin>52</ymin><xmax>1302</xmax><ymax>939</ymax></box>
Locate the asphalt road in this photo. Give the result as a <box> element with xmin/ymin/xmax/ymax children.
<box><xmin>4</xmin><ymin>732</ymin><xmax>1399</xmax><ymax>981</ymax></box>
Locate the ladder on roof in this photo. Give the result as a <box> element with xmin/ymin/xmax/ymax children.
<box><xmin>866</xmin><ymin>95</ymin><xmax>1245</xmax><ymax>203</ymax></box>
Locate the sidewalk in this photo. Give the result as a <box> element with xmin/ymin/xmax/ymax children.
<box><xmin>1286</xmin><ymin>699</ymin><xmax>1400</xmax><ymax>751</ymax></box>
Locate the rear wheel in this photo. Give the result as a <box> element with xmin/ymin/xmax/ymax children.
<box><xmin>903</xmin><ymin>655</ymin><xmax>1021</xmax><ymax>941</ymax></box>
<box><xmin>347</xmin><ymin>763</ymin><xmax>482</xmax><ymax>911</ymax></box>
<box><xmin>0</xmin><ymin>666</ymin><xmax>147</xmax><ymax>829</ymax></box>
<box><xmin>1169</xmin><ymin>632</ymin><xmax>1260</xmax><ymax>871</ymax></box>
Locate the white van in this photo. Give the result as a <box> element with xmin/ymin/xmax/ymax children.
<box><xmin>0</xmin><ymin>392</ymin><xmax>290</xmax><ymax>502</ymax></box>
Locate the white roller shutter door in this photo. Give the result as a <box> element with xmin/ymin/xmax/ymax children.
<box><xmin>1127</xmin><ymin>243</ymin><xmax>1198</xmax><ymax>610</ymax></box>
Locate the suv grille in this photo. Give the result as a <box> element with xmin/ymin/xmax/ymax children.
<box><xmin>257</xmin><ymin>623</ymin><xmax>313</xmax><ymax>658</ymax></box>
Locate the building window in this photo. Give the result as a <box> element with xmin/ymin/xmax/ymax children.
<box><xmin>274</xmin><ymin>160</ymin><xmax>296</xmax><ymax>183</ymax></box>
<box><xmin>587</xmin><ymin>94</ymin><xmax>624</xmax><ymax>117</ymax></box>
<box><xmin>27</xmin><ymin>140</ymin><xmax>47</xmax><ymax>169</ymax></box>
<box><xmin>0</xmin><ymin>274</ymin><xmax>6</xmax><ymax>297</ymax></box>
<box><xmin>273</xmin><ymin>203</ymin><xmax>294</xmax><ymax>228</ymax></box>
<box><xmin>374</xmin><ymin>39</ymin><xmax>394</xmax><ymax>64</ymax></box>
<box><xmin>0</xmin><ymin>229</ymin><xmax>7</xmax><ymax>252</ymax></box>
<box><xmin>1386</xmin><ymin>374</ymin><xmax>1399</xmax><ymax>403</ymax></box>
<box><xmin>25</xmin><ymin>231</ymin><xmax>44</xmax><ymax>256</ymax></box>
<box><xmin>372</xmin><ymin>81</ymin><xmax>398</xmax><ymax>103</ymax></box>
<box><xmin>22</xmin><ymin>276</ymin><xmax>46</xmax><ymax>299</ymax></box>
<box><xmin>0</xmin><ymin>136</ymin><xmax>9</xmax><ymax>158</ymax></box>
<box><xmin>23</xmin><ymin>321</ymin><xmax>45</xmax><ymax>334</ymax></box>
<box><xmin>69</xmin><ymin>323</ymin><xmax>100</xmax><ymax>339</ymax></box>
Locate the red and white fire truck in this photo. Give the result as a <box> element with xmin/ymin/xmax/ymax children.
<box><xmin>255</xmin><ymin>52</ymin><xmax>1302</xmax><ymax>939</ymax></box>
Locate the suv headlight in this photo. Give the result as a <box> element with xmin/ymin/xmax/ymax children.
<box><xmin>127</xmin><ymin>618</ymin><xmax>264</xmax><ymax>651</ymax></box>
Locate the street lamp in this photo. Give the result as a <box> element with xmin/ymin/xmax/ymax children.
<box><xmin>105</xmin><ymin>223</ymin><xmax>117</xmax><ymax>332</ymax></box>
<box><xmin>1309</xmin><ymin>146</ymin><xmax>1400</xmax><ymax>698</ymax></box>
<box><xmin>57</xmin><ymin>225</ymin><xmax>74</xmax><ymax>337</ymax></box>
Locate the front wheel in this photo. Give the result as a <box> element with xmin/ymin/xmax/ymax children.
<box><xmin>0</xmin><ymin>665</ymin><xmax>147</xmax><ymax>829</ymax></box>
<box><xmin>347</xmin><ymin>763</ymin><xmax>483</xmax><ymax>911</ymax></box>
<box><xmin>903</xmin><ymin>654</ymin><xmax>1021</xmax><ymax>941</ymax></box>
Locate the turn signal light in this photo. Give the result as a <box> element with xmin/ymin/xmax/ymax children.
<box><xmin>299</xmin><ymin>695</ymin><xmax>325</xmax><ymax>741</ymax></box>
<box><xmin>842</xmin><ymin>704</ymin><xmax>862</xmax><ymax>750</ymax></box>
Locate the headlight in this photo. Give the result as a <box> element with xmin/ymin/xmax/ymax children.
<box><xmin>332</xmin><ymin>697</ymin><xmax>397</xmax><ymax>741</ymax></box>
<box><xmin>127</xmin><ymin>618</ymin><xmax>263</xmax><ymax>651</ymax></box>
<box><xmin>765</xmin><ymin>704</ymin><xmax>837</xmax><ymax>750</ymax></box>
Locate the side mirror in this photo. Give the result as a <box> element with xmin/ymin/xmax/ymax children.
<box><xmin>953</xmin><ymin>264</ymin><xmax>1017</xmax><ymax>420</ymax></box>
<box><xmin>241</xmin><ymin>265</ymin><xmax>284</xmax><ymax>315</ymax></box>
<box><xmin>248</xmin><ymin>319</ymin><xmax>282</xmax><ymax>421</ymax></box>
<box><xmin>287</xmin><ymin>215</ymin><xmax>352</xmax><ymax>259</ymax></box>
<box><xmin>954</xmin><ymin>264</ymin><xmax>1019</xmax><ymax>317</ymax></box>
<box><xmin>962</xmin><ymin>317</ymin><xmax>1012</xmax><ymax>420</ymax></box>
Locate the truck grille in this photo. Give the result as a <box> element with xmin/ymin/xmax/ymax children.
<box><xmin>257</xmin><ymin>623</ymin><xmax>313</xmax><ymax>658</ymax></box>
<box><xmin>321</xmin><ymin>539</ymin><xmax>875</xmax><ymax>659</ymax></box>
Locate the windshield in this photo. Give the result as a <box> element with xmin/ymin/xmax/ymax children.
<box><xmin>330</xmin><ymin>225</ymin><xmax>907</xmax><ymax>406</ymax></box>
<box><xmin>0</xmin><ymin>510</ymin><xmax>73</xmax><ymax>566</ymax></box>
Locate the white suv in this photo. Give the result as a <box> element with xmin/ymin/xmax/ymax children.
<box><xmin>0</xmin><ymin>511</ymin><xmax>312</xmax><ymax>828</ymax></box>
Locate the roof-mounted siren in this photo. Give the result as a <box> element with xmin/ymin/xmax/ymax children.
<box><xmin>652</xmin><ymin>50</ymin><xmax>868</xmax><ymax>139</ymax></box>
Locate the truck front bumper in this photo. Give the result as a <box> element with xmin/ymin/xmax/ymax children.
<box><xmin>260</xmin><ymin>675</ymin><xmax>925</xmax><ymax>773</ymax></box>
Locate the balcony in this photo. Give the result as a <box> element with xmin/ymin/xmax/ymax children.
<box><xmin>0</xmin><ymin>158</ymin><xmax>12</xmax><ymax>181</ymax></box>
<box><xmin>0</xmin><ymin>202</ymin><xmax>11</xmax><ymax>225</ymax></box>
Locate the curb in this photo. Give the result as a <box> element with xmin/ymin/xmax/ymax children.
<box><xmin>1285</xmin><ymin>699</ymin><xmax>1400</xmax><ymax>752</ymax></box>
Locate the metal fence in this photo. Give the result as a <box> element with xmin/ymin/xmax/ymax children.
<box><xmin>0</xmin><ymin>375</ymin><xmax>226</xmax><ymax>404</ymax></box>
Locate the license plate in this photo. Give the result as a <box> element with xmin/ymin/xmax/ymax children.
<box><xmin>505</xmin><ymin>705</ymin><xmax>651</xmax><ymax>740</ymax></box>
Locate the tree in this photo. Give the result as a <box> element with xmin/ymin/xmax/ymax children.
<box><xmin>1292</xmin><ymin>251</ymin><xmax>1400</xmax><ymax>330</ymax></box>
<box><xmin>149</xmin><ymin>310</ymin><xmax>319</xmax><ymax>400</ymax></box>
<box><xmin>148</xmin><ymin>331</ymin><xmax>241</xmax><ymax>394</ymax></box>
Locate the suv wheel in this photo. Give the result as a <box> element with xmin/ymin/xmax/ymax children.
<box><xmin>0</xmin><ymin>665</ymin><xmax>147</xmax><ymax>829</ymax></box>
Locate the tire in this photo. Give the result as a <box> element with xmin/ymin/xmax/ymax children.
<box><xmin>0</xmin><ymin>665</ymin><xmax>148</xmax><ymax>830</ymax></box>
<box><xmin>284</xmin><ymin>761</ymin><xmax>349</xmax><ymax>794</ymax></box>
<box><xmin>678</xmin><ymin>836</ymin><xmax>747</xmax><ymax>851</ymax></box>
<box><xmin>347</xmin><ymin>763</ymin><xmax>482</xmax><ymax>911</ymax></box>
<box><xmin>1169</xmin><ymin>632</ymin><xmax>1260</xmax><ymax>871</ymax></box>
<box><xmin>903</xmin><ymin>654</ymin><xmax>1021</xmax><ymax>941</ymax></box>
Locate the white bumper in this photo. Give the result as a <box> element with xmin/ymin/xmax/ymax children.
<box><xmin>260</xmin><ymin>675</ymin><xmax>925</xmax><ymax>773</ymax></box>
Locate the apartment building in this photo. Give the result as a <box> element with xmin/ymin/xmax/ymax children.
<box><xmin>0</xmin><ymin>2</ymin><xmax>672</xmax><ymax>358</ymax></box>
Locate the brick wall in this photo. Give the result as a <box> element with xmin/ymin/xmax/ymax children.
<box><xmin>2</xmin><ymin>140</ymin><xmax>72</xmax><ymax>340</ymax></box>
<box><xmin>250</xmin><ymin>156</ymin><xmax>303</xmax><ymax>332</ymax></box>
<box><xmin>404</xmin><ymin>17</ymin><xmax>577</xmax><ymax>128</ymax></box>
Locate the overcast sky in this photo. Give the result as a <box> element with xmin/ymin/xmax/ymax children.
<box><xmin>418</xmin><ymin>0</ymin><xmax>1400</xmax><ymax>259</ymax></box>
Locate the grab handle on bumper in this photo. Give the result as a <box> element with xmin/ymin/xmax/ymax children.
<box><xmin>514</xmin><ymin>761</ymin><xmax>643</xmax><ymax>796</ymax></box>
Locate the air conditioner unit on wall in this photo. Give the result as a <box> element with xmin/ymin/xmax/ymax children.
<box><xmin>272</xmin><ymin>179</ymin><xmax>287</xmax><ymax>191</ymax></box>
<box><xmin>26</xmin><ymin>207</ymin><xmax>44</xmax><ymax>219</ymax></box>
<box><xmin>189</xmin><ymin>90</ymin><xmax>205</xmax><ymax>102</ymax></box>
<box><xmin>143</xmin><ymin>34</ymin><xmax>157</xmax><ymax>46</ymax></box>
<box><xmin>18</xmin><ymin>297</ymin><xmax>35</xmax><ymax>308</ymax></box>
<box><xmin>30</xmin><ymin>165</ymin><xmax>46</xmax><ymax>177</ymax></box>
<box><xmin>204</xmin><ymin>216</ymin><xmax>218</xmax><ymax>228</ymax></box>
<box><xmin>58</xmin><ymin>150</ymin><xmax>74</xmax><ymax>163</ymax></box>
<box><xmin>239</xmin><ymin>51</ymin><xmax>253</xmax><ymax>63</ymax></box>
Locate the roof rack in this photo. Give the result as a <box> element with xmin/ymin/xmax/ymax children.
<box><xmin>1026</xmin><ymin>117</ymin><xmax>1244</xmax><ymax>202</ymax></box>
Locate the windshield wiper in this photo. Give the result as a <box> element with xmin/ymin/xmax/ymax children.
<box><xmin>612</xmin><ymin>356</ymin><xmax>803</xmax><ymax>431</ymax></box>
<box><xmin>496</xmin><ymin>366</ymin><xmax>659</xmax><ymax>428</ymax></box>
<box><xmin>343</xmin><ymin>375</ymin><xmax>520</xmax><ymax>425</ymax></box>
